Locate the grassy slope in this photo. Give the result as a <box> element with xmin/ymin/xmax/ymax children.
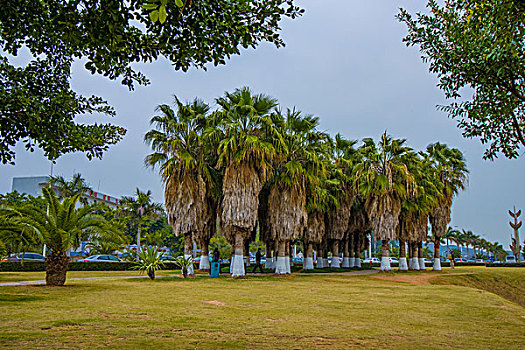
<box><xmin>0</xmin><ymin>269</ymin><xmax>524</xmax><ymax>349</ymax></box>
<box><xmin>430</xmin><ymin>268</ymin><xmax>525</xmax><ymax>307</ymax></box>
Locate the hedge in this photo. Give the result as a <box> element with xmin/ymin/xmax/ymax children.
<box><xmin>486</xmin><ymin>263</ymin><xmax>525</xmax><ymax>267</ymax></box>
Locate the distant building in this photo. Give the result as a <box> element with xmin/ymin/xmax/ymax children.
<box><xmin>11</xmin><ymin>176</ymin><xmax>120</xmax><ymax>209</ymax></box>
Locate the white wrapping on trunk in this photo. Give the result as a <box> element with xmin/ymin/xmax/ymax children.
<box><xmin>286</xmin><ymin>257</ymin><xmax>291</xmax><ymax>274</ymax></box>
<box><xmin>230</xmin><ymin>254</ymin><xmax>245</xmax><ymax>277</ymax></box>
<box><xmin>413</xmin><ymin>257</ymin><xmax>420</xmax><ymax>270</ymax></box>
<box><xmin>304</xmin><ymin>257</ymin><xmax>314</xmax><ymax>270</ymax></box>
<box><xmin>349</xmin><ymin>257</ymin><xmax>355</xmax><ymax>268</ymax></box>
<box><xmin>316</xmin><ymin>257</ymin><xmax>324</xmax><ymax>269</ymax></box>
<box><xmin>419</xmin><ymin>258</ymin><xmax>426</xmax><ymax>271</ymax></box>
<box><xmin>433</xmin><ymin>259</ymin><xmax>441</xmax><ymax>271</ymax></box>
<box><xmin>380</xmin><ymin>257</ymin><xmax>391</xmax><ymax>271</ymax></box>
<box><xmin>398</xmin><ymin>257</ymin><xmax>408</xmax><ymax>271</ymax></box>
<box><xmin>274</xmin><ymin>256</ymin><xmax>287</xmax><ymax>274</ymax></box>
<box><xmin>265</xmin><ymin>256</ymin><xmax>274</xmax><ymax>269</ymax></box>
<box><xmin>185</xmin><ymin>254</ymin><xmax>194</xmax><ymax>275</ymax></box>
<box><xmin>341</xmin><ymin>257</ymin><xmax>350</xmax><ymax>268</ymax></box>
<box><xmin>354</xmin><ymin>257</ymin><xmax>361</xmax><ymax>268</ymax></box>
<box><xmin>199</xmin><ymin>255</ymin><xmax>210</xmax><ymax>270</ymax></box>
<box><xmin>323</xmin><ymin>258</ymin><xmax>329</xmax><ymax>268</ymax></box>
<box><xmin>331</xmin><ymin>257</ymin><xmax>341</xmax><ymax>268</ymax></box>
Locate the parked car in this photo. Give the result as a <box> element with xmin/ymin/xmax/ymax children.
<box><xmin>505</xmin><ymin>256</ymin><xmax>516</xmax><ymax>263</ymax></box>
<box><xmin>82</xmin><ymin>255</ymin><xmax>122</xmax><ymax>262</ymax></box>
<box><xmin>291</xmin><ymin>257</ymin><xmax>303</xmax><ymax>264</ymax></box>
<box><xmin>160</xmin><ymin>255</ymin><xmax>178</xmax><ymax>263</ymax></box>
<box><xmin>423</xmin><ymin>258</ymin><xmax>432</xmax><ymax>264</ymax></box>
<box><xmin>454</xmin><ymin>258</ymin><xmax>467</xmax><ymax>263</ymax></box>
<box><xmin>6</xmin><ymin>252</ymin><xmax>46</xmax><ymax>261</ymax></box>
<box><xmin>327</xmin><ymin>257</ymin><xmax>343</xmax><ymax>264</ymax></box>
<box><xmin>388</xmin><ymin>257</ymin><xmax>399</xmax><ymax>263</ymax></box>
<box><xmin>363</xmin><ymin>258</ymin><xmax>380</xmax><ymax>264</ymax></box>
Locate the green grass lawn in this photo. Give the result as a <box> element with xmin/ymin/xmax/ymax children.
<box><xmin>0</xmin><ymin>267</ymin><xmax>523</xmax><ymax>349</ymax></box>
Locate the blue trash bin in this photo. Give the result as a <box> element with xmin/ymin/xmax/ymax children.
<box><xmin>210</xmin><ymin>262</ymin><xmax>220</xmax><ymax>278</ymax></box>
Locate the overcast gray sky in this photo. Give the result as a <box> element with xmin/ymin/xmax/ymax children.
<box><xmin>1</xmin><ymin>1</ymin><xmax>523</xmax><ymax>247</ymax></box>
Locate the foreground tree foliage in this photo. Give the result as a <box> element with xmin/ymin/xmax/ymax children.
<box><xmin>0</xmin><ymin>0</ymin><xmax>303</xmax><ymax>164</ymax></box>
<box><xmin>0</xmin><ymin>187</ymin><xmax>124</xmax><ymax>286</ymax></box>
<box><xmin>398</xmin><ymin>0</ymin><xmax>525</xmax><ymax>159</ymax></box>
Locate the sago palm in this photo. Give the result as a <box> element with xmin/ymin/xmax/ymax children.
<box><xmin>0</xmin><ymin>187</ymin><xmax>124</xmax><ymax>286</ymax></box>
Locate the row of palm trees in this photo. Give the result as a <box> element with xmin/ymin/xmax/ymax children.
<box><xmin>440</xmin><ymin>227</ymin><xmax>509</xmax><ymax>261</ymax></box>
<box><xmin>145</xmin><ymin>86</ymin><xmax>469</xmax><ymax>276</ymax></box>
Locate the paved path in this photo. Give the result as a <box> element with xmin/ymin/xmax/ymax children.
<box><xmin>0</xmin><ymin>269</ymin><xmax>378</xmax><ymax>287</ymax></box>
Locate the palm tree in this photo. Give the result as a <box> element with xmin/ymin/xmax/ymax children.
<box><xmin>266</xmin><ymin>108</ymin><xmax>327</xmax><ymax>273</ymax></box>
<box><xmin>49</xmin><ymin>173</ymin><xmax>92</xmax><ymax>205</ymax></box>
<box><xmin>119</xmin><ymin>189</ymin><xmax>163</xmax><ymax>256</ymax></box>
<box><xmin>354</xmin><ymin>132</ymin><xmax>416</xmax><ymax>271</ymax></box>
<box><xmin>451</xmin><ymin>230</ymin><xmax>466</xmax><ymax>258</ymax></box>
<box><xmin>397</xmin><ymin>152</ymin><xmax>441</xmax><ymax>271</ymax></box>
<box><xmin>325</xmin><ymin>134</ymin><xmax>358</xmax><ymax>268</ymax></box>
<box><xmin>426</xmin><ymin>142</ymin><xmax>468</xmax><ymax>270</ymax></box>
<box><xmin>0</xmin><ymin>187</ymin><xmax>123</xmax><ymax>286</ymax></box>
<box><xmin>443</xmin><ymin>226</ymin><xmax>459</xmax><ymax>257</ymax></box>
<box><xmin>212</xmin><ymin>87</ymin><xmax>279</xmax><ymax>277</ymax></box>
<box><xmin>144</xmin><ymin>97</ymin><xmax>217</xmax><ymax>272</ymax></box>
<box><xmin>462</xmin><ymin>229</ymin><xmax>476</xmax><ymax>259</ymax></box>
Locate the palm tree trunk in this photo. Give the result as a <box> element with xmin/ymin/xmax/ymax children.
<box><xmin>304</xmin><ymin>242</ymin><xmax>314</xmax><ymax>269</ymax></box>
<box><xmin>287</xmin><ymin>241</ymin><xmax>292</xmax><ymax>274</ymax></box>
<box><xmin>398</xmin><ymin>239</ymin><xmax>408</xmax><ymax>271</ymax></box>
<box><xmin>353</xmin><ymin>233</ymin><xmax>361</xmax><ymax>268</ymax></box>
<box><xmin>341</xmin><ymin>238</ymin><xmax>350</xmax><ymax>268</ymax></box>
<box><xmin>446</xmin><ymin>238</ymin><xmax>450</xmax><ymax>257</ymax></box>
<box><xmin>184</xmin><ymin>233</ymin><xmax>194</xmax><ymax>275</ymax></box>
<box><xmin>348</xmin><ymin>233</ymin><xmax>355</xmax><ymax>268</ymax></box>
<box><xmin>231</xmin><ymin>229</ymin><xmax>245</xmax><ymax>277</ymax></box>
<box><xmin>433</xmin><ymin>237</ymin><xmax>442</xmax><ymax>271</ymax></box>
<box><xmin>136</xmin><ymin>220</ymin><xmax>142</xmax><ymax>254</ymax></box>
<box><xmin>45</xmin><ymin>251</ymin><xmax>69</xmax><ymax>286</ymax></box>
<box><xmin>265</xmin><ymin>240</ymin><xmax>274</xmax><ymax>269</ymax></box>
<box><xmin>198</xmin><ymin>239</ymin><xmax>210</xmax><ymax>271</ymax></box>
<box><xmin>330</xmin><ymin>240</ymin><xmax>341</xmax><ymax>268</ymax></box>
<box><xmin>275</xmin><ymin>241</ymin><xmax>287</xmax><ymax>274</ymax></box>
<box><xmin>418</xmin><ymin>241</ymin><xmax>426</xmax><ymax>271</ymax></box>
<box><xmin>315</xmin><ymin>243</ymin><xmax>324</xmax><ymax>268</ymax></box>
<box><xmin>410</xmin><ymin>241</ymin><xmax>420</xmax><ymax>270</ymax></box>
<box><xmin>380</xmin><ymin>239</ymin><xmax>391</xmax><ymax>271</ymax></box>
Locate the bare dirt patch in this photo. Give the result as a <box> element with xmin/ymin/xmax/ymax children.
<box><xmin>202</xmin><ymin>300</ymin><xmax>227</xmax><ymax>307</ymax></box>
